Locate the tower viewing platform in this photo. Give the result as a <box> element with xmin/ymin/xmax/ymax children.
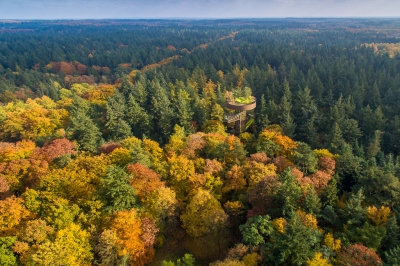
<box><xmin>226</xmin><ymin>96</ymin><xmax>257</xmax><ymax>111</ymax></box>
<box><xmin>225</xmin><ymin>90</ymin><xmax>256</xmax><ymax>134</ymax></box>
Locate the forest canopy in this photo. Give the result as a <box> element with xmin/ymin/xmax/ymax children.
<box><xmin>1</xmin><ymin>18</ymin><xmax>400</xmax><ymax>265</ymax></box>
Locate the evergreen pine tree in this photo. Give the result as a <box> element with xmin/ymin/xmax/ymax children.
<box><xmin>328</xmin><ymin>122</ymin><xmax>345</xmax><ymax>154</ymax></box>
<box><xmin>304</xmin><ymin>186</ymin><xmax>322</xmax><ymax>215</ymax></box>
<box><xmin>295</xmin><ymin>87</ymin><xmax>318</xmax><ymax>147</ymax></box>
<box><xmin>264</xmin><ymin>213</ymin><xmax>322</xmax><ymax>265</ymax></box>
<box><xmin>101</xmin><ymin>166</ymin><xmax>137</xmax><ymax>213</ymax></box>
<box><xmin>279</xmin><ymin>80</ymin><xmax>296</xmax><ymax>138</ymax></box>
<box><xmin>67</xmin><ymin>94</ymin><xmax>103</xmax><ymax>153</ymax></box>
<box><xmin>293</xmin><ymin>142</ymin><xmax>318</xmax><ymax>175</ymax></box>
<box><xmin>385</xmin><ymin>246</ymin><xmax>400</xmax><ymax>266</ymax></box>
<box><xmin>120</xmin><ymin>75</ymin><xmax>135</xmax><ymax>98</ymax></box>
<box><xmin>257</xmin><ymin>94</ymin><xmax>270</xmax><ymax>130</ymax></box>
<box><xmin>176</xmin><ymin>89</ymin><xmax>195</xmax><ymax>134</ymax></box>
<box><xmin>133</xmin><ymin>74</ymin><xmax>148</xmax><ymax>107</ymax></box>
<box><xmin>277</xmin><ymin>168</ymin><xmax>302</xmax><ymax>217</ymax></box>
<box><xmin>150</xmin><ymin>79</ymin><xmax>175</xmax><ymax>142</ymax></box>
<box><xmin>105</xmin><ymin>91</ymin><xmax>132</xmax><ymax>141</ymax></box>
<box><xmin>366</xmin><ymin>130</ymin><xmax>383</xmax><ymax>159</ymax></box>
<box><xmin>323</xmin><ymin>174</ymin><xmax>339</xmax><ymax>207</ymax></box>
<box><xmin>382</xmin><ymin>216</ymin><xmax>400</xmax><ymax>251</ymax></box>
<box><xmin>126</xmin><ymin>94</ymin><xmax>152</xmax><ymax>138</ymax></box>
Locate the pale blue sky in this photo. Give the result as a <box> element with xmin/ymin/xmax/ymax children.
<box><xmin>0</xmin><ymin>0</ymin><xmax>399</xmax><ymax>19</ymax></box>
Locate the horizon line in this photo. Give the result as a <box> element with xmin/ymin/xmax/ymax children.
<box><xmin>1</xmin><ymin>16</ymin><xmax>400</xmax><ymax>21</ymax></box>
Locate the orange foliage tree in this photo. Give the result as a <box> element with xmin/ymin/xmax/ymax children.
<box><xmin>223</xmin><ymin>165</ymin><xmax>246</xmax><ymax>193</ymax></box>
<box><xmin>126</xmin><ymin>163</ymin><xmax>165</xmax><ymax>201</ymax></box>
<box><xmin>0</xmin><ymin>196</ymin><xmax>30</xmax><ymax>235</ymax></box>
<box><xmin>337</xmin><ymin>244</ymin><xmax>382</xmax><ymax>266</ymax></box>
<box><xmin>36</xmin><ymin>138</ymin><xmax>77</xmax><ymax>161</ymax></box>
<box><xmin>110</xmin><ymin>209</ymin><xmax>151</xmax><ymax>265</ymax></box>
<box><xmin>0</xmin><ymin>176</ymin><xmax>12</xmax><ymax>200</ymax></box>
<box><xmin>256</xmin><ymin>127</ymin><xmax>298</xmax><ymax>158</ymax></box>
<box><xmin>318</xmin><ymin>156</ymin><xmax>336</xmax><ymax>175</ymax></box>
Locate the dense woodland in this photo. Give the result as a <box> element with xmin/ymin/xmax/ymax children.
<box><xmin>1</xmin><ymin>18</ymin><xmax>400</xmax><ymax>265</ymax></box>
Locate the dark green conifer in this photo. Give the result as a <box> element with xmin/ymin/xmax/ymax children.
<box><xmin>304</xmin><ymin>186</ymin><xmax>322</xmax><ymax>215</ymax></box>
<box><xmin>105</xmin><ymin>91</ymin><xmax>132</xmax><ymax>141</ymax></box>
<box><xmin>101</xmin><ymin>166</ymin><xmax>137</xmax><ymax>213</ymax></box>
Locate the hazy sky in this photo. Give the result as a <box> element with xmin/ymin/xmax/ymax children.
<box><xmin>0</xmin><ymin>0</ymin><xmax>399</xmax><ymax>19</ymax></box>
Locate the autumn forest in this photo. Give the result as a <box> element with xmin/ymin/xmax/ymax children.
<box><xmin>1</xmin><ymin>18</ymin><xmax>400</xmax><ymax>265</ymax></box>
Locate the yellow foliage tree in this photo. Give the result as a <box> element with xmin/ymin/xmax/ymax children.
<box><xmin>224</xmin><ymin>135</ymin><xmax>246</xmax><ymax>166</ymax></box>
<box><xmin>40</xmin><ymin>167</ymin><xmax>98</xmax><ymax>204</ymax></box>
<box><xmin>273</xmin><ymin>134</ymin><xmax>298</xmax><ymax>157</ymax></box>
<box><xmin>313</xmin><ymin>149</ymin><xmax>336</xmax><ymax>159</ymax></box>
<box><xmin>239</xmin><ymin>132</ymin><xmax>256</xmax><ymax>153</ymax></box>
<box><xmin>272</xmin><ymin>218</ymin><xmax>287</xmax><ymax>234</ymax></box>
<box><xmin>0</xmin><ymin>140</ymin><xmax>36</xmax><ymax>162</ymax></box>
<box><xmin>232</xmin><ymin>64</ymin><xmax>248</xmax><ymax>88</ymax></box>
<box><xmin>181</xmin><ymin>189</ymin><xmax>228</xmax><ymax>238</ymax></box>
<box><xmin>121</xmin><ymin>136</ymin><xmax>142</xmax><ymax>150</ymax></box>
<box><xmin>87</xmin><ymin>84</ymin><xmax>115</xmax><ymax>106</ymax></box>
<box><xmin>245</xmin><ymin>161</ymin><xmax>277</xmax><ymax>188</ymax></box>
<box><xmin>202</xmin><ymin>120</ymin><xmax>228</xmax><ymax>136</ymax></box>
<box><xmin>203</xmin><ymin>173</ymin><xmax>224</xmax><ymax>200</ymax></box>
<box><xmin>31</xmin><ymin>223</ymin><xmax>93</xmax><ymax>266</ymax></box>
<box><xmin>165</xmin><ymin>125</ymin><xmax>186</xmax><ymax>154</ymax></box>
<box><xmin>223</xmin><ymin>201</ymin><xmax>246</xmax><ymax>217</ymax></box>
<box><xmin>242</xmin><ymin>252</ymin><xmax>259</xmax><ymax>266</ymax></box>
<box><xmin>168</xmin><ymin>154</ymin><xmax>195</xmax><ymax>182</ymax></box>
<box><xmin>217</xmin><ymin>70</ymin><xmax>224</xmax><ymax>80</ymax></box>
<box><xmin>30</xmin><ymin>96</ymin><xmax>57</xmax><ymax>109</ymax></box>
<box><xmin>37</xmin><ymin>191</ymin><xmax>80</xmax><ymax>230</ymax></box>
<box><xmin>65</xmin><ymin>154</ymin><xmax>108</xmax><ymax>187</ymax></box>
<box><xmin>367</xmin><ymin>206</ymin><xmax>391</xmax><ymax>226</ymax></box>
<box><xmin>202</xmin><ymin>79</ymin><xmax>217</xmax><ymax>112</ymax></box>
<box><xmin>306</xmin><ymin>252</ymin><xmax>332</xmax><ymax>266</ymax></box>
<box><xmin>108</xmin><ymin>147</ymin><xmax>132</xmax><ymax>167</ymax></box>
<box><xmin>167</xmin><ymin>153</ymin><xmax>195</xmax><ymax>200</ymax></box>
<box><xmin>0</xmin><ymin>97</ymin><xmax>68</xmax><ymax>141</ymax></box>
<box><xmin>296</xmin><ymin>210</ymin><xmax>319</xmax><ymax>230</ymax></box>
<box><xmin>70</xmin><ymin>83</ymin><xmax>91</xmax><ymax>96</ymax></box>
<box><xmin>142</xmin><ymin>187</ymin><xmax>178</xmax><ymax>225</ymax></box>
<box><xmin>323</xmin><ymin>233</ymin><xmax>341</xmax><ymax>252</ymax></box>
<box><xmin>142</xmin><ymin>138</ymin><xmax>168</xmax><ymax>176</ymax></box>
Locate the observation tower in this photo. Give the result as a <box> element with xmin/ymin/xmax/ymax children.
<box><xmin>224</xmin><ymin>89</ymin><xmax>256</xmax><ymax>134</ymax></box>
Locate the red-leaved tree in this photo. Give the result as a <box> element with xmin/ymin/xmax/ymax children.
<box><xmin>337</xmin><ymin>244</ymin><xmax>382</xmax><ymax>266</ymax></box>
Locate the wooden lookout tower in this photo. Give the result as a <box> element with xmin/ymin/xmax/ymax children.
<box><xmin>224</xmin><ymin>90</ymin><xmax>256</xmax><ymax>134</ymax></box>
